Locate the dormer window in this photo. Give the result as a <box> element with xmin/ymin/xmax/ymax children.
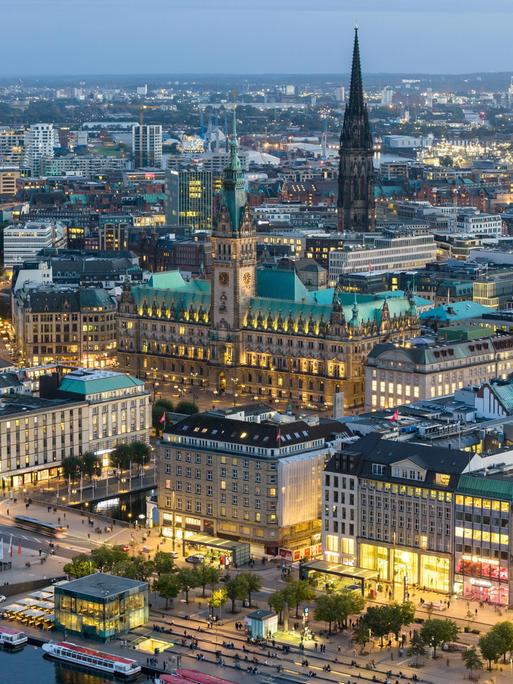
<box><xmin>371</xmin><ymin>463</ymin><xmax>385</xmax><ymax>476</ymax></box>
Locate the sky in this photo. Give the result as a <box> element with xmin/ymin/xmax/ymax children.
<box><xmin>2</xmin><ymin>0</ymin><xmax>513</xmax><ymax>76</ymax></box>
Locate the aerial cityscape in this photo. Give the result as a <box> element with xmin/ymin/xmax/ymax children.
<box><xmin>2</xmin><ymin>2</ymin><xmax>513</xmax><ymax>683</ymax></box>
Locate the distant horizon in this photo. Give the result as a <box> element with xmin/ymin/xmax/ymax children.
<box><xmin>2</xmin><ymin>0</ymin><xmax>512</xmax><ymax>76</ymax></box>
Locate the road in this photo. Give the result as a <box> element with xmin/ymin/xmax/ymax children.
<box><xmin>0</xmin><ymin>521</ymin><xmax>98</xmax><ymax>560</ymax></box>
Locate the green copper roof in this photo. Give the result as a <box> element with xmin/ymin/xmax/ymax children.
<box><xmin>490</xmin><ymin>381</ymin><xmax>513</xmax><ymax>413</ymax></box>
<box><xmin>420</xmin><ymin>301</ymin><xmax>494</xmax><ymax>321</ymax></box>
<box><xmin>256</xmin><ymin>269</ymin><xmax>310</xmax><ymax>302</ymax></box>
<box><xmin>147</xmin><ymin>271</ymin><xmax>210</xmax><ymax>293</ymax></box>
<box><xmin>457</xmin><ymin>474</ymin><xmax>513</xmax><ymax>502</ymax></box>
<box><xmin>59</xmin><ymin>370</ymin><xmax>144</xmax><ymax>396</ymax></box>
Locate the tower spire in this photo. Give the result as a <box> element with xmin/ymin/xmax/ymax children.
<box><xmin>348</xmin><ymin>27</ymin><xmax>364</xmax><ymax>115</ymax></box>
<box><xmin>229</xmin><ymin>106</ymin><xmax>241</xmax><ymax>171</ymax></box>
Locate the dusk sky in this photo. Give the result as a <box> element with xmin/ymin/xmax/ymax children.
<box><xmin>2</xmin><ymin>0</ymin><xmax>513</xmax><ymax>76</ymax></box>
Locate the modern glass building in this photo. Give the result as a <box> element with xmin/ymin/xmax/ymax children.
<box><xmin>54</xmin><ymin>573</ymin><xmax>148</xmax><ymax>640</ymax></box>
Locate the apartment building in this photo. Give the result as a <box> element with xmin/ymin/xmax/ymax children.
<box><xmin>13</xmin><ymin>286</ymin><xmax>117</xmax><ymax>368</ymax></box>
<box><xmin>0</xmin><ymin>167</ymin><xmax>20</xmax><ymax>196</ymax></box>
<box><xmin>157</xmin><ymin>406</ymin><xmax>343</xmax><ymax>555</ymax></box>
<box><xmin>364</xmin><ymin>333</ymin><xmax>513</xmax><ymax>410</ymax></box>
<box><xmin>456</xmin><ymin>211</ymin><xmax>503</xmax><ymax>238</ymax></box>
<box><xmin>322</xmin><ymin>435</ymin><xmax>469</xmax><ymax>597</ymax></box>
<box><xmin>132</xmin><ymin>124</ymin><xmax>163</xmax><ymax>168</ymax></box>
<box><xmin>0</xmin><ymin>368</ymin><xmax>150</xmax><ymax>490</ymax></box>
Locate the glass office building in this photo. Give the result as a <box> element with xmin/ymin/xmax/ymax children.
<box><xmin>54</xmin><ymin>573</ymin><xmax>148</xmax><ymax>640</ymax></box>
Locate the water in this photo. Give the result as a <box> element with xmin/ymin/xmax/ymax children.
<box><xmin>76</xmin><ymin>489</ymin><xmax>156</xmax><ymax>524</ymax></box>
<box><xmin>0</xmin><ymin>644</ymin><xmax>152</xmax><ymax>683</ymax></box>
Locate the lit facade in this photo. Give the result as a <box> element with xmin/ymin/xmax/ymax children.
<box><xmin>157</xmin><ymin>407</ymin><xmax>342</xmax><ymax>555</ymax></box>
<box><xmin>132</xmin><ymin>124</ymin><xmax>163</xmax><ymax>169</ymax></box>
<box><xmin>365</xmin><ymin>334</ymin><xmax>513</xmax><ymax>411</ymax></box>
<box><xmin>54</xmin><ymin>573</ymin><xmax>148</xmax><ymax>640</ymax></box>
<box><xmin>13</xmin><ymin>286</ymin><xmax>117</xmax><ymax>368</ymax></box>
<box><xmin>166</xmin><ymin>168</ymin><xmax>213</xmax><ymax>233</ymax></box>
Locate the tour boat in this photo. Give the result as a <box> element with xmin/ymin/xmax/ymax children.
<box><xmin>0</xmin><ymin>626</ymin><xmax>28</xmax><ymax>649</ymax></box>
<box><xmin>42</xmin><ymin>641</ymin><xmax>141</xmax><ymax>679</ymax></box>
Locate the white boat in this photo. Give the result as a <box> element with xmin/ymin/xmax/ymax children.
<box><xmin>0</xmin><ymin>626</ymin><xmax>28</xmax><ymax>649</ymax></box>
<box><xmin>42</xmin><ymin>641</ymin><xmax>141</xmax><ymax>679</ymax></box>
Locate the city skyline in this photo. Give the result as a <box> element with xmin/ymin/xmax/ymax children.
<box><xmin>1</xmin><ymin>0</ymin><xmax>512</xmax><ymax>76</ymax></box>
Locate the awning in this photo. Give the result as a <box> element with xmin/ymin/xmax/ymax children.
<box><xmin>301</xmin><ymin>560</ymin><xmax>379</xmax><ymax>581</ymax></box>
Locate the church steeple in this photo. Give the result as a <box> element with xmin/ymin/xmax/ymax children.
<box><xmin>337</xmin><ymin>28</ymin><xmax>375</xmax><ymax>232</ymax></box>
<box><xmin>220</xmin><ymin>106</ymin><xmax>246</xmax><ymax>233</ymax></box>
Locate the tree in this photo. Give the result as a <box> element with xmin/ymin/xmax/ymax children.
<box><xmin>238</xmin><ymin>572</ymin><xmax>262</xmax><ymax>608</ymax></box>
<box><xmin>195</xmin><ymin>563</ymin><xmax>220</xmax><ymax>598</ymax></box>
<box><xmin>175</xmin><ymin>400</ymin><xmax>199</xmax><ymax>415</ymax></box>
<box><xmin>111</xmin><ymin>444</ymin><xmax>132</xmax><ymax>473</ymax></box>
<box><xmin>176</xmin><ymin>567</ymin><xmax>199</xmax><ymax>604</ymax></box>
<box><xmin>479</xmin><ymin>631</ymin><xmax>503</xmax><ymax>670</ymax></box>
<box><xmin>491</xmin><ymin>621</ymin><xmax>513</xmax><ymax>662</ymax></box>
<box><xmin>154</xmin><ymin>551</ymin><xmax>176</xmax><ymax>577</ymax></box>
<box><xmin>268</xmin><ymin>590</ymin><xmax>287</xmax><ymax>625</ymax></box>
<box><xmin>408</xmin><ymin>631</ymin><xmax>427</xmax><ymax>667</ymax></box>
<box><xmin>154</xmin><ymin>573</ymin><xmax>180</xmax><ymax>609</ymax></box>
<box><xmin>284</xmin><ymin>579</ymin><xmax>316</xmax><ymax>619</ymax></box>
<box><xmin>388</xmin><ymin>601</ymin><xmax>415</xmax><ymax>639</ymax></box>
<box><xmin>225</xmin><ymin>576</ymin><xmax>246</xmax><ymax>614</ymax></box>
<box><xmin>362</xmin><ymin>605</ymin><xmax>392</xmax><ymax>647</ymax></box>
<box><xmin>90</xmin><ymin>545</ymin><xmax>129</xmax><ymax>572</ymax></box>
<box><xmin>152</xmin><ymin>398</ymin><xmax>174</xmax><ymax>432</ymax></box>
<box><xmin>132</xmin><ymin>557</ymin><xmax>155</xmax><ymax>582</ymax></box>
<box><xmin>462</xmin><ymin>647</ymin><xmax>484</xmax><ymax>681</ymax></box>
<box><xmin>314</xmin><ymin>594</ymin><xmax>341</xmax><ymax>635</ymax></box>
<box><xmin>80</xmin><ymin>451</ymin><xmax>101</xmax><ymax>480</ymax></box>
<box><xmin>62</xmin><ymin>455</ymin><xmax>81</xmax><ymax>481</ymax></box>
<box><xmin>130</xmin><ymin>441</ymin><xmax>151</xmax><ymax>473</ymax></box>
<box><xmin>353</xmin><ymin>624</ymin><xmax>371</xmax><ymax>654</ymax></box>
<box><xmin>209</xmin><ymin>587</ymin><xmax>228</xmax><ymax>617</ymax></box>
<box><xmin>420</xmin><ymin>618</ymin><xmax>458</xmax><ymax>658</ymax></box>
<box><xmin>63</xmin><ymin>555</ymin><xmax>96</xmax><ymax>578</ymax></box>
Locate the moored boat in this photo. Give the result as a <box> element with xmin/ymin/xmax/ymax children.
<box><xmin>42</xmin><ymin>641</ymin><xmax>141</xmax><ymax>679</ymax></box>
<box><xmin>0</xmin><ymin>627</ymin><xmax>28</xmax><ymax>649</ymax></box>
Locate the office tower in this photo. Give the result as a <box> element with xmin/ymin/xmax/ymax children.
<box><xmin>337</xmin><ymin>29</ymin><xmax>375</xmax><ymax>232</ymax></box>
<box><xmin>0</xmin><ymin>127</ymin><xmax>25</xmax><ymax>165</ymax></box>
<box><xmin>132</xmin><ymin>124</ymin><xmax>163</xmax><ymax>168</ymax></box>
<box><xmin>166</xmin><ymin>167</ymin><xmax>213</xmax><ymax>233</ymax></box>
<box><xmin>334</xmin><ymin>86</ymin><xmax>345</xmax><ymax>102</ymax></box>
<box><xmin>24</xmin><ymin>123</ymin><xmax>57</xmax><ymax>175</ymax></box>
<box><xmin>381</xmin><ymin>85</ymin><xmax>394</xmax><ymax>106</ymax></box>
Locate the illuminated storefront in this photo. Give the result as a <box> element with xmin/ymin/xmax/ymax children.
<box><xmin>360</xmin><ymin>543</ymin><xmax>389</xmax><ymax>581</ymax></box>
<box><xmin>54</xmin><ymin>573</ymin><xmax>148</xmax><ymax>640</ymax></box>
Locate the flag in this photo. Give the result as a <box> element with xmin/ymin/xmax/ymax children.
<box><xmin>0</xmin><ymin>537</ymin><xmax>3</xmax><ymax>561</ymax></box>
<box><xmin>8</xmin><ymin>536</ymin><xmax>12</xmax><ymax>558</ymax></box>
<box><xmin>17</xmin><ymin>543</ymin><xmax>21</xmax><ymax>556</ymax></box>
<box><xmin>159</xmin><ymin>411</ymin><xmax>166</xmax><ymax>424</ymax></box>
<box><xmin>387</xmin><ymin>409</ymin><xmax>399</xmax><ymax>422</ymax></box>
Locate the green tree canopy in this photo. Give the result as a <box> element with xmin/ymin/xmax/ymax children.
<box><xmin>62</xmin><ymin>455</ymin><xmax>82</xmax><ymax>481</ymax></box>
<box><xmin>284</xmin><ymin>579</ymin><xmax>316</xmax><ymax>618</ymax></box>
<box><xmin>314</xmin><ymin>593</ymin><xmax>341</xmax><ymax>635</ymax></box>
<box><xmin>175</xmin><ymin>400</ymin><xmax>199</xmax><ymax>415</ymax></box>
<box><xmin>268</xmin><ymin>589</ymin><xmax>287</xmax><ymax>624</ymax></box>
<box><xmin>130</xmin><ymin>441</ymin><xmax>151</xmax><ymax>469</ymax></box>
<box><xmin>238</xmin><ymin>572</ymin><xmax>262</xmax><ymax>608</ymax></box>
<box><xmin>195</xmin><ymin>563</ymin><xmax>221</xmax><ymax>598</ymax></box>
<box><xmin>152</xmin><ymin>398</ymin><xmax>174</xmax><ymax>431</ymax></box>
<box><xmin>225</xmin><ymin>575</ymin><xmax>247</xmax><ymax>613</ymax></box>
<box><xmin>80</xmin><ymin>452</ymin><xmax>101</xmax><ymax>480</ymax></box>
<box><xmin>420</xmin><ymin>618</ymin><xmax>459</xmax><ymax>658</ymax></box>
<box><xmin>111</xmin><ymin>444</ymin><xmax>132</xmax><ymax>471</ymax></box>
<box><xmin>90</xmin><ymin>545</ymin><xmax>129</xmax><ymax>572</ymax></box>
<box><xmin>63</xmin><ymin>555</ymin><xmax>96</xmax><ymax>578</ymax></box>
<box><xmin>462</xmin><ymin>646</ymin><xmax>484</xmax><ymax>681</ymax></box>
<box><xmin>479</xmin><ymin>631</ymin><xmax>504</xmax><ymax>670</ymax></box>
<box><xmin>490</xmin><ymin>621</ymin><xmax>513</xmax><ymax>662</ymax></box>
<box><xmin>176</xmin><ymin>567</ymin><xmax>199</xmax><ymax>603</ymax></box>
<box><xmin>154</xmin><ymin>551</ymin><xmax>176</xmax><ymax>576</ymax></box>
<box><xmin>153</xmin><ymin>573</ymin><xmax>180</xmax><ymax>609</ymax></box>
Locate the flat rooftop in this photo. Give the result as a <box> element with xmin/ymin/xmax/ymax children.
<box><xmin>56</xmin><ymin>573</ymin><xmax>147</xmax><ymax>598</ymax></box>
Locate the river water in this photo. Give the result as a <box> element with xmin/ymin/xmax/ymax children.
<box><xmin>0</xmin><ymin>643</ymin><xmax>153</xmax><ymax>683</ymax></box>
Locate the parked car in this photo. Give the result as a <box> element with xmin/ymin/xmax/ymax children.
<box><xmin>185</xmin><ymin>554</ymin><xmax>205</xmax><ymax>564</ymax></box>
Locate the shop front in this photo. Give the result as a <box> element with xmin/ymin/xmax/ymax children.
<box><xmin>360</xmin><ymin>542</ymin><xmax>451</xmax><ymax>594</ymax></box>
<box><xmin>183</xmin><ymin>534</ymin><xmax>251</xmax><ymax>567</ymax></box>
<box><xmin>161</xmin><ymin>513</ymin><xmax>202</xmax><ymax>543</ymax></box>
<box><xmin>455</xmin><ymin>556</ymin><xmax>509</xmax><ymax>605</ymax></box>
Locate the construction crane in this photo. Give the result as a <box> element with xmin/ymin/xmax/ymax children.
<box><xmin>138</xmin><ymin>104</ymin><xmax>160</xmax><ymax>168</ymax></box>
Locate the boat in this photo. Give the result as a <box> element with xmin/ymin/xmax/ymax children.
<box><xmin>42</xmin><ymin>641</ymin><xmax>141</xmax><ymax>679</ymax></box>
<box><xmin>175</xmin><ymin>670</ymin><xmax>237</xmax><ymax>684</ymax></box>
<box><xmin>0</xmin><ymin>626</ymin><xmax>28</xmax><ymax>649</ymax></box>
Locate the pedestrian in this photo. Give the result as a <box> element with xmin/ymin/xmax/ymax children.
<box><xmin>6</xmin><ymin>508</ymin><xmax>9</xmax><ymax>516</ymax></box>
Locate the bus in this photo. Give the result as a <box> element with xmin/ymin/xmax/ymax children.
<box><xmin>14</xmin><ymin>515</ymin><xmax>66</xmax><ymax>538</ymax></box>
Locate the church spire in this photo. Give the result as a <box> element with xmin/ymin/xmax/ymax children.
<box><xmin>348</xmin><ymin>27</ymin><xmax>364</xmax><ymax>116</ymax></box>
<box><xmin>337</xmin><ymin>28</ymin><xmax>375</xmax><ymax>232</ymax></box>
<box><xmin>229</xmin><ymin>106</ymin><xmax>242</xmax><ymax>172</ymax></box>
<box><xmin>217</xmin><ymin>106</ymin><xmax>247</xmax><ymax>233</ymax></box>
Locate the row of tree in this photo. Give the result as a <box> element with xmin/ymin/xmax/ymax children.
<box><xmin>64</xmin><ymin>544</ymin><xmax>156</xmax><ymax>581</ymax></box>
<box><xmin>61</xmin><ymin>441</ymin><xmax>152</xmax><ymax>481</ymax></box>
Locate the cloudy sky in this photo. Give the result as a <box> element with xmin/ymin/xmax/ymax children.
<box><xmin>2</xmin><ymin>0</ymin><xmax>512</xmax><ymax>75</ymax></box>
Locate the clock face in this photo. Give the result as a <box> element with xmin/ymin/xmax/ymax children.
<box><xmin>219</xmin><ymin>272</ymin><xmax>229</xmax><ymax>286</ymax></box>
<box><xmin>242</xmin><ymin>272</ymin><xmax>252</xmax><ymax>286</ymax></box>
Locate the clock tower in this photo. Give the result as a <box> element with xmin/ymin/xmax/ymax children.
<box><xmin>210</xmin><ymin>108</ymin><xmax>256</xmax><ymax>370</ymax></box>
